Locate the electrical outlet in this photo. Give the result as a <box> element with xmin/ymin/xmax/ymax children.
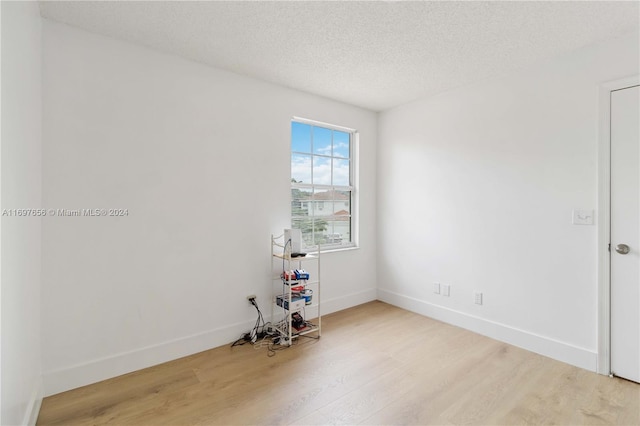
<box><xmin>442</xmin><ymin>284</ymin><xmax>450</xmax><ymax>297</ymax></box>
<box><xmin>433</xmin><ymin>283</ymin><xmax>441</xmax><ymax>294</ymax></box>
<box><xmin>475</xmin><ymin>292</ymin><xmax>483</xmax><ymax>305</ymax></box>
<box><xmin>246</xmin><ymin>294</ymin><xmax>256</xmax><ymax>304</ymax></box>
<box><xmin>572</xmin><ymin>209</ymin><xmax>594</xmax><ymax>225</ymax></box>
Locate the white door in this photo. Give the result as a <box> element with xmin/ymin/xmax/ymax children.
<box><xmin>610</xmin><ymin>84</ymin><xmax>640</xmax><ymax>383</ymax></box>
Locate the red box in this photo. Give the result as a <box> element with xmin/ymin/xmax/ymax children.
<box><xmin>281</xmin><ymin>270</ymin><xmax>296</xmax><ymax>281</ymax></box>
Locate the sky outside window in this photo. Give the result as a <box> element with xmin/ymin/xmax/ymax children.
<box><xmin>292</xmin><ymin>122</ymin><xmax>351</xmax><ymax>186</ymax></box>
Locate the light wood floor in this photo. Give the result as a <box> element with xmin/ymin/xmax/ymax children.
<box><xmin>38</xmin><ymin>301</ymin><xmax>639</xmax><ymax>425</ymax></box>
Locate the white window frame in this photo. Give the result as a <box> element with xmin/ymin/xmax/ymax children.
<box><xmin>291</xmin><ymin>117</ymin><xmax>357</xmax><ymax>251</ymax></box>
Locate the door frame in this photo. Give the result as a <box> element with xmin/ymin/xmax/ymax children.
<box><xmin>597</xmin><ymin>75</ymin><xmax>640</xmax><ymax>375</ymax></box>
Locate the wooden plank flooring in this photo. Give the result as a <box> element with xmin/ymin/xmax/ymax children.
<box><xmin>37</xmin><ymin>301</ymin><xmax>640</xmax><ymax>425</ymax></box>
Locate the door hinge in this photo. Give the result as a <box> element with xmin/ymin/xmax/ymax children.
<box><xmin>608</xmin><ymin>243</ymin><xmax>611</xmax><ymax>252</ymax></box>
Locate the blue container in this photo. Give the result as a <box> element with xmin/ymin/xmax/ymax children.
<box><xmin>302</xmin><ymin>289</ymin><xmax>313</xmax><ymax>305</ymax></box>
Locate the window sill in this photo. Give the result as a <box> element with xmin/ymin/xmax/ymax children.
<box><xmin>317</xmin><ymin>245</ymin><xmax>359</xmax><ymax>254</ymax></box>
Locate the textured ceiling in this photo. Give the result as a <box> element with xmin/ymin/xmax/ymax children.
<box><xmin>38</xmin><ymin>1</ymin><xmax>639</xmax><ymax>111</ymax></box>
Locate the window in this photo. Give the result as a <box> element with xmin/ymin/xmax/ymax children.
<box><xmin>291</xmin><ymin>118</ymin><xmax>355</xmax><ymax>250</ymax></box>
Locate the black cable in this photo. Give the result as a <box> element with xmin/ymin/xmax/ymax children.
<box><xmin>250</xmin><ymin>298</ymin><xmax>267</xmax><ymax>341</ymax></box>
<box><xmin>230</xmin><ymin>335</ymin><xmax>249</xmax><ymax>347</ymax></box>
<box><xmin>231</xmin><ymin>297</ymin><xmax>268</xmax><ymax>347</ymax></box>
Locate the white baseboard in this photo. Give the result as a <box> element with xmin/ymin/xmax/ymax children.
<box><xmin>23</xmin><ymin>378</ymin><xmax>43</xmax><ymax>426</ymax></box>
<box><xmin>42</xmin><ymin>316</ymin><xmax>264</xmax><ymax>396</ymax></box>
<box><xmin>378</xmin><ymin>288</ymin><xmax>597</xmax><ymax>372</ymax></box>
<box><xmin>42</xmin><ymin>288</ymin><xmax>377</xmax><ymax>397</ymax></box>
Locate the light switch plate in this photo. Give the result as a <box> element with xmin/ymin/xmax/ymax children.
<box><xmin>572</xmin><ymin>209</ymin><xmax>594</xmax><ymax>225</ymax></box>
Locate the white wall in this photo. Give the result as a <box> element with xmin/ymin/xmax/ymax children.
<box><xmin>1</xmin><ymin>2</ymin><xmax>44</xmax><ymax>424</ymax></box>
<box><xmin>377</xmin><ymin>30</ymin><xmax>639</xmax><ymax>371</ymax></box>
<box><xmin>41</xmin><ymin>21</ymin><xmax>377</xmax><ymax>396</ymax></box>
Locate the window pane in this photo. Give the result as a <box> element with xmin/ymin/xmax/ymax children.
<box><xmin>333</xmin><ymin>158</ymin><xmax>350</xmax><ymax>186</ymax></box>
<box><xmin>293</xmin><ymin>218</ymin><xmax>328</xmax><ymax>248</ymax></box>
<box><xmin>313</xmin><ymin>218</ymin><xmax>332</xmax><ymax>246</ymax></box>
<box><xmin>313</xmin><ymin>126</ymin><xmax>332</xmax><ymax>156</ymax></box>
<box><xmin>291</xmin><ymin>122</ymin><xmax>311</xmax><ymax>153</ymax></box>
<box><xmin>292</xmin><ymin>216</ymin><xmax>314</xmax><ymax>247</ymax></box>
<box><xmin>313</xmin><ymin>156</ymin><xmax>331</xmax><ymax>185</ymax></box>
<box><xmin>333</xmin><ymin>131</ymin><xmax>350</xmax><ymax>158</ymax></box>
<box><xmin>291</xmin><ymin>187</ymin><xmax>312</xmax><ymax>217</ymax></box>
<box><xmin>313</xmin><ymin>188</ymin><xmax>330</xmax><ymax>215</ymax></box>
<box><xmin>333</xmin><ymin>191</ymin><xmax>351</xmax><ymax>215</ymax></box>
<box><xmin>321</xmin><ymin>219</ymin><xmax>351</xmax><ymax>246</ymax></box>
<box><xmin>291</xmin><ymin>154</ymin><xmax>311</xmax><ymax>184</ymax></box>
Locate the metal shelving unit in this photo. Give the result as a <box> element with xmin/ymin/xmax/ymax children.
<box><xmin>271</xmin><ymin>234</ymin><xmax>321</xmax><ymax>345</ymax></box>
